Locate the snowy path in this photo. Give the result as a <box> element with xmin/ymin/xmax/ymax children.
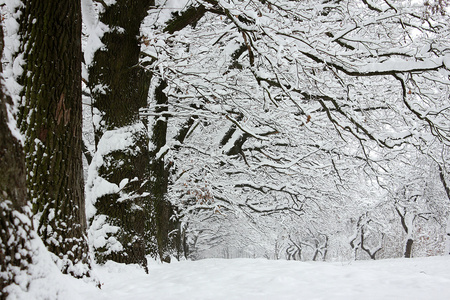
<box><xmin>72</xmin><ymin>256</ymin><xmax>450</xmax><ymax>299</ymax></box>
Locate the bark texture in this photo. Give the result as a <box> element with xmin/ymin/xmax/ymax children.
<box><xmin>87</xmin><ymin>1</ymin><xmax>204</xmax><ymax>265</ymax></box>
<box><xmin>17</xmin><ymin>0</ymin><xmax>91</xmax><ymax>277</ymax></box>
<box><xmin>148</xmin><ymin>80</ymin><xmax>182</xmax><ymax>261</ymax></box>
<box><xmin>87</xmin><ymin>0</ymin><xmax>153</xmax><ymax>267</ymax></box>
<box><xmin>89</xmin><ymin>0</ymin><xmax>153</xmax><ymax>136</ymax></box>
<box><xmin>0</xmin><ymin>25</ymin><xmax>34</xmax><ymax>298</ymax></box>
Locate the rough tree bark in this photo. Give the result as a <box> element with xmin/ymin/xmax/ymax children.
<box><xmin>0</xmin><ymin>24</ymin><xmax>33</xmax><ymax>299</ymax></box>
<box><xmin>17</xmin><ymin>0</ymin><xmax>91</xmax><ymax>277</ymax></box>
<box><xmin>148</xmin><ymin>80</ymin><xmax>182</xmax><ymax>262</ymax></box>
<box><xmin>87</xmin><ymin>0</ymin><xmax>154</xmax><ymax>267</ymax></box>
<box><xmin>88</xmin><ymin>1</ymin><xmax>212</xmax><ymax>264</ymax></box>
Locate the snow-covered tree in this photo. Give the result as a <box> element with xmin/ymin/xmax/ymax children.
<box><xmin>84</xmin><ymin>0</ymin><xmax>154</xmax><ymax>268</ymax></box>
<box><xmin>137</xmin><ymin>0</ymin><xmax>450</xmax><ymax>259</ymax></box>
<box><xmin>14</xmin><ymin>0</ymin><xmax>92</xmax><ymax>277</ymax></box>
<box><xmin>0</xmin><ymin>23</ymin><xmax>33</xmax><ymax>297</ymax></box>
<box><xmin>1</xmin><ymin>16</ymin><xmax>92</xmax><ymax>299</ymax></box>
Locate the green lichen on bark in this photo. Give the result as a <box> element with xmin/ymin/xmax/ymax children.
<box><xmin>16</xmin><ymin>0</ymin><xmax>91</xmax><ymax>278</ymax></box>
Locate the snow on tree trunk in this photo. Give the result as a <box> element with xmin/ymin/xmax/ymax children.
<box><xmin>16</xmin><ymin>0</ymin><xmax>91</xmax><ymax>277</ymax></box>
<box><xmin>1</xmin><ymin>20</ymin><xmax>81</xmax><ymax>299</ymax></box>
<box><xmin>86</xmin><ymin>0</ymin><xmax>153</xmax><ymax>268</ymax></box>
<box><xmin>147</xmin><ymin>79</ymin><xmax>182</xmax><ymax>261</ymax></box>
<box><xmin>86</xmin><ymin>123</ymin><xmax>150</xmax><ymax>266</ymax></box>
<box><xmin>0</xmin><ymin>23</ymin><xmax>33</xmax><ymax>296</ymax></box>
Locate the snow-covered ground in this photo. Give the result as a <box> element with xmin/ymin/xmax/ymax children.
<box><xmin>47</xmin><ymin>256</ymin><xmax>450</xmax><ymax>300</ymax></box>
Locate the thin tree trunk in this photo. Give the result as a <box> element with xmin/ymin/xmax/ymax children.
<box><xmin>439</xmin><ymin>165</ymin><xmax>450</xmax><ymax>255</ymax></box>
<box><xmin>148</xmin><ymin>80</ymin><xmax>181</xmax><ymax>261</ymax></box>
<box><xmin>395</xmin><ymin>206</ymin><xmax>414</xmax><ymax>258</ymax></box>
<box><xmin>404</xmin><ymin>239</ymin><xmax>413</xmax><ymax>258</ymax></box>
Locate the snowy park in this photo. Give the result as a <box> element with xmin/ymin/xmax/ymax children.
<box><xmin>2</xmin><ymin>1</ymin><xmax>450</xmax><ymax>299</ymax></box>
<box><xmin>21</xmin><ymin>256</ymin><xmax>450</xmax><ymax>300</ymax></box>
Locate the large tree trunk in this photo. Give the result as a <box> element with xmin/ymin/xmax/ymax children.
<box><xmin>87</xmin><ymin>1</ymin><xmax>203</xmax><ymax>264</ymax></box>
<box><xmin>17</xmin><ymin>0</ymin><xmax>91</xmax><ymax>277</ymax></box>
<box><xmin>0</xmin><ymin>25</ymin><xmax>34</xmax><ymax>298</ymax></box>
<box><xmin>87</xmin><ymin>0</ymin><xmax>153</xmax><ymax>268</ymax></box>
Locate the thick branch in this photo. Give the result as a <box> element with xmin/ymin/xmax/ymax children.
<box><xmin>164</xmin><ymin>5</ymin><xmax>207</xmax><ymax>34</ymax></box>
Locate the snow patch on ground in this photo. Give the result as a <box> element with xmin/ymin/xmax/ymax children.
<box><xmin>71</xmin><ymin>256</ymin><xmax>450</xmax><ymax>300</ymax></box>
<box><xmin>5</xmin><ymin>233</ymin><xmax>83</xmax><ymax>300</ymax></box>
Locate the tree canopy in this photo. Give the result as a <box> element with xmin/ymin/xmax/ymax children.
<box><xmin>1</xmin><ymin>0</ymin><xmax>450</xmax><ymax>296</ymax></box>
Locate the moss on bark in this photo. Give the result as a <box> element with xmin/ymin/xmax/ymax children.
<box><xmin>16</xmin><ymin>0</ymin><xmax>91</xmax><ymax>277</ymax></box>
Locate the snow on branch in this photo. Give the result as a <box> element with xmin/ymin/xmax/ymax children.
<box><xmin>300</xmin><ymin>50</ymin><xmax>450</xmax><ymax>77</ymax></box>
